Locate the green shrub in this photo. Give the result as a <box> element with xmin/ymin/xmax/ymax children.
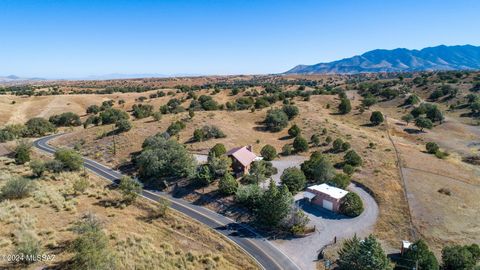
<box><xmin>30</xmin><ymin>159</ymin><xmax>46</xmax><ymax>178</ymax></box>
<box><xmin>1</xmin><ymin>177</ymin><xmax>33</xmax><ymax>200</ymax></box>
<box><xmin>344</xmin><ymin>150</ymin><xmax>362</xmax><ymax>167</ymax></box>
<box><xmin>132</xmin><ymin>104</ymin><xmax>154</xmax><ymax>119</ymax></box>
<box><xmin>282</xmin><ymin>105</ymin><xmax>299</xmax><ymax>120</ymax></box>
<box><xmin>0</xmin><ymin>129</ymin><xmax>16</xmax><ymax>142</ymax></box>
<box><xmin>260</xmin><ymin>145</ymin><xmax>277</xmax><ymax>161</ymax></box>
<box><xmin>24</xmin><ymin>117</ymin><xmax>56</xmax><ymax>137</ymax></box>
<box><xmin>369</xmin><ymin>111</ymin><xmax>384</xmax><ymax>126</ymax></box>
<box><xmin>288</xmin><ymin>124</ymin><xmax>301</xmax><ymax>137</ymax></box>
<box><xmin>333</xmin><ymin>138</ymin><xmax>344</xmax><ymax>152</ymax></box>
<box><xmin>14</xmin><ymin>140</ymin><xmax>31</xmax><ymax>164</ymax></box>
<box><xmin>311</xmin><ymin>134</ymin><xmax>320</xmax><ymax>146</ymax></box>
<box><xmin>282</xmin><ymin>144</ymin><xmax>293</xmax><ymax>156</ymax></box>
<box><xmin>339</xmin><ymin>192</ymin><xmax>364</xmax><ymax>217</ymax></box>
<box><xmin>54</xmin><ymin>148</ymin><xmax>83</xmax><ymax>171</ymax></box>
<box><xmin>45</xmin><ymin>160</ymin><xmax>64</xmax><ymax>173</ymax></box>
<box><xmin>342</xmin><ymin>164</ymin><xmax>354</xmax><ymax>175</ymax></box>
<box><xmin>71</xmin><ymin>214</ymin><xmax>116</xmax><ymax>270</ymax></box>
<box><xmin>338</xmin><ymin>98</ymin><xmax>351</xmax><ymax>114</ymax></box>
<box><xmin>235</xmin><ymin>184</ymin><xmax>263</xmax><ymax>210</ymax></box>
<box><xmin>209</xmin><ymin>143</ymin><xmax>226</xmax><ymax>157</ymax></box>
<box><xmin>49</xmin><ymin>112</ymin><xmax>82</xmax><ymax>127</ymax></box>
<box><xmin>192</xmin><ymin>125</ymin><xmax>226</xmax><ymax>142</ymax></box>
<box><xmin>73</xmin><ymin>177</ymin><xmax>89</xmax><ymax>194</ymax></box>
<box><xmin>341</xmin><ymin>142</ymin><xmax>351</xmax><ymax>152</ymax></box>
<box><xmin>328</xmin><ymin>173</ymin><xmax>351</xmax><ymax>189</ymax></box>
<box><xmin>15</xmin><ymin>229</ymin><xmax>42</xmax><ymax>265</ymax></box>
<box><xmin>264</xmin><ymin>109</ymin><xmax>289</xmax><ymax>132</ymax></box>
<box><xmin>115</xmin><ymin>119</ymin><xmax>132</xmax><ymax>133</ymax></box>
<box><xmin>166</xmin><ymin>121</ymin><xmax>186</xmax><ymax>136</ymax></box>
<box><xmin>435</xmin><ymin>150</ymin><xmax>449</xmax><ymax>159</ymax></box>
<box><xmin>293</xmin><ymin>136</ymin><xmax>309</xmax><ymax>152</ymax></box>
<box><xmin>86</xmin><ymin>105</ymin><xmax>100</xmax><ymax>114</ymax></box>
<box><xmin>218</xmin><ymin>174</ymin><xmax>238</xmax><ymax>195</ymax></box>
<box><xmin>195</xmin><ymin>164</ymin><xmax>214</xmax><ymax>187</ymax></box>
<box><xmin>118</xmin><ymin>176</ymin><xmax>143</xmax><ymax>204</ymax></box>
<box><xmin>99</xmin><ymin>108</ymin><xmax>129</xmax><ymax>125</ymax></box>
<box><xmin>426</xmin><ymin>142</ymin><xmax>439</xmax><ymax>154</ymax></box>
<box><xmin>280</xmin><ymin>167</ymin><xmax>306</xmax><ymax>194</ymax></box>
<box><xmin>152</xmin><ymin>111</ymin><xmax>162</xmax><ymax>121</ymax></box>
<box><xmin>415</xmin><ymin>116</ymin><xmax>433</xmax><ymax>131</ymax></box>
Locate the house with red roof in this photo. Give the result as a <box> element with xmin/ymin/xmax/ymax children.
<box><xmin>226</xmin><ymin>145</ymin><xmax>260</xmax><ymax>176</ymax></box>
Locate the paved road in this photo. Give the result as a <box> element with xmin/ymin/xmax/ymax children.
<box><xmin>34</xmin><ymin>134</ymin><xmax>300</xmax><ymax>270</ymax></box>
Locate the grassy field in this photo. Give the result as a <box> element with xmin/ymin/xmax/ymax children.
<box><xmin>1</xmin><ymin>72</ymin><xmax>479</xmax><ymax>256</ymax></box>
<box><xmin>43</xmin><ymin>89</ymin><xmax>412</xmax><ymax>249</ymax></box>
<box><xmin>0</xmin><ymin>155</ymin><xmax>259</xmax><ymax>270</ymax></box>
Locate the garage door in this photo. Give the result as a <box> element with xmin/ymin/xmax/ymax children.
<box><xmin>322</xmin><ymin>200</ymin><xmax>333</xmax><ymax>211</ymax></box>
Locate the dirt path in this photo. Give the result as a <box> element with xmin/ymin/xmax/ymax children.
<box><xmin>385</xmin><ymin>117</ymin><xmax>419</xmax><ymax>240</ymax></box>
<box><xmin>385</xmin><ymin>113</ymin><xmax>480</xmax><ymax>253</ymax></box>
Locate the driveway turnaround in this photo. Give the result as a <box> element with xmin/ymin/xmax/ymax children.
<box><xmin>34</xmin><ymin>134</ymin><xmax>300</xmax><ymax>270</ymax></box>
<box><xmin>273</xmin><ymin>183</ymin><xmax>379</xmax><ymax>270</ymax></box>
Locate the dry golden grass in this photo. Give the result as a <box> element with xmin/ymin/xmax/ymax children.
<box><xmin>50</xmin><ymin>90</ymin><xmax>412</xmax><ymax>249</ymax></box>
<box><xmin>0</xmin><ymin>156</ymin><xmax>259</xmax><ymax>270</ymax></box>
<box><xmin>4</xmin><ymin>73</ymin><xmax>478</xmax><ymax>256</ymax></box>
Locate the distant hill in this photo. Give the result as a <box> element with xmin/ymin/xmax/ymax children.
<box><xmin>285</xmin><ymin>45</ymin><xmax>480</xmax><ymax>74</ymax></box>
<box><xmin>0</xmin><ymin>75</ymin><xmax>45</xmax><ymax>82</ymax></box>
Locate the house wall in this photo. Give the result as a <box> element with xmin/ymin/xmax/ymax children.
<box><xmin>229</xmin><ymin>157</ymin><xmax>247</xmax><ymax>176</ymax></box>
<box><xmin>306</xmin><ymin>188</ymin><xmax>342</xmax><ymax>212</ymax></box>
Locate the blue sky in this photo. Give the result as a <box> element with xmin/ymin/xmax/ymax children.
<box><xmin>1</xmin><ymin>0</ymin><xmax>479</xmax><ymax>78</ymax></box>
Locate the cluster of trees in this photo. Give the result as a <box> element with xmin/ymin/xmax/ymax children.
<box><xmin>337</xmin><ymin>235</ymin><xmax>391</xmax><ymax>270</ymax></box>
<box><xmin>49</xmin><ymin>112</ymin><xmax>82</xmax><ymax>127</ymax></box>
<box><xmin>236</xmin><ymin>180</ymin><xmax>309</xmax><ymax>233</ymax></box>
<box><xmin>402</xmin><ymin>102</ymin><xmax>444</xmax><ymax>131</ymax></box>
<box><xmin>132</xmin><ymin>103</ymin><xmax>153</xmax><ymax>119</ymax></box>
<box><xmin>194</xmin><ymin>149</ymin><xmax>232</xmax><ymax>187</ymax></box>
<box><xmin>161</xmin><ymin>98</ymin><xmax>186</xmax><ymax>114</ymax></box>
<box><xmin>429</xmin><ymin>85</ymin><xmax>458</xmax><ymax>101</ymax></box>
<box><xmin>357</xmin><ymin>81</ymin><xmax>400</xmax><ymax>101</ymax></box>
<box><xmin>188</xmin><ymin>95</ymin><xmax>219</xmax><ymax>111</ymax></box>
<box><xmin>192</xmin><ymin>125</ymin><xmax>226</xmax><ymax>142</ymax></box>
<box><xmin>337</xmin><ymin>234</ymin><xmax>480</xmax><ymax>270</ymax></box>
<box><xmin>0</xmin><ymin>118</ymin><xmax>56</xmax><ymax>143</ymax></box>
<box><xmin>264</xmin><ymin>105</ymin><xmax>300</xmax><ymax>132</ymax></box>
<box><xmin>135</xmin><ymin>134</ymin><xmax>196</xmax><ymax>184</ymax></box>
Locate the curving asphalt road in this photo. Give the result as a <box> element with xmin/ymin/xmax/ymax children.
<box><xmin>33</xmin><ymin>134</ymin><xmax>300</xmax><ymax>270</ymax></box>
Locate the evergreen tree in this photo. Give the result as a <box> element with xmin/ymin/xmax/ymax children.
<box><xmin>255</xmin><ymin>180</ymin><xmax>293</xmax><ymax>228</ymax></box>
<box><xmin>338</xmin><ymin>235</ymin><xmax>392</xmax><ymax>270</ymax></box>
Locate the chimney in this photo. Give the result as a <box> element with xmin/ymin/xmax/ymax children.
<box><xmin>246</xmin><ymin>145</ymin><xmax>253</xmax><ymax>152</ymax></box>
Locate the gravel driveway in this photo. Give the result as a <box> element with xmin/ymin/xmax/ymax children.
<box><xmin>193</xmin><ymin>153</ymin><xmax>379</xmax><ymax>270</ymax></box>
<box><xmin>273</xmin><ymin>183</ymin><xmax>379</xmax><ymax>270</ymax></box>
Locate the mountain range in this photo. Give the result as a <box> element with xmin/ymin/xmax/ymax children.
<box><xmin>285</xmin><ymin>45</ymin><xmax>480</xmax><ymax>74</ymax></box>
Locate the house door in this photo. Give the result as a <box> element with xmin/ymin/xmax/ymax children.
<box><xmin>322</xmin><ymin>200</ymin><xmax>333</xmax><ymax>211</ymax></box>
